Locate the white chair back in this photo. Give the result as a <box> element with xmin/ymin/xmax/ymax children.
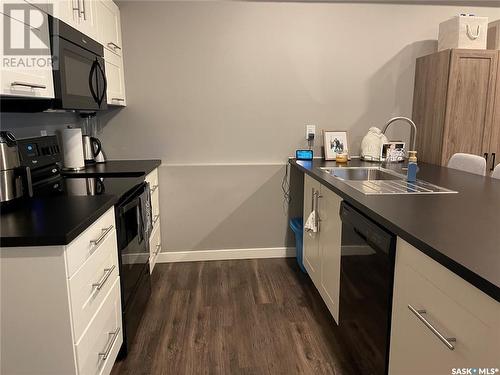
<box><xmin>492</xmin><ymin>164</ymin><xmax>500</xmax><ymax>179</ymax></box>
<box><xmin>447</xmin><ymin>153</ymin><xmax>486</xmax><ymax>176</ymax></box>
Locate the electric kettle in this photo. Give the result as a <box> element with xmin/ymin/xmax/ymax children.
<box><xmin>82</xmin><ymin>135</ymin><xmax>102</xmax><ymax>165</ymax></box>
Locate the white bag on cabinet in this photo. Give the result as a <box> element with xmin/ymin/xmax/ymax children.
<box><xmin>438</xmin><ymin>15</ymin><xmax>488</xmax><ymax>51</ymax></box>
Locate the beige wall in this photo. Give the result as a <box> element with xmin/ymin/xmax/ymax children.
<box><xmin>100</xmin><ymin>1</ymin><xmax>500</xmax><ymax>252</ymax></box>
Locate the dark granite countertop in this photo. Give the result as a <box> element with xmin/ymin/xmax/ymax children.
<box><xmin>0</xmin><ymin>159</ymin><xmax>161</xmax><ymax>247</ymax></box>
<box><xmin>62</xmin><ymin>159</ymin><xmax>161</xmax><ymax>178</ymax></box>
<box><xmin>0</xmin><ymin>194</ymin><xmax>117</xmax><ymax>247</ymax></box>
<box><xmin>290</xmin><ymin>158</ymin><xmax>500</xmax><ymax>302</ymax></box>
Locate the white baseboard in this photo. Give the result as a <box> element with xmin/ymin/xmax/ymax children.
<box><xmin>156</xmin><ymin>247</ymin><xmax>296</xmax><ymax>263</ymax></box>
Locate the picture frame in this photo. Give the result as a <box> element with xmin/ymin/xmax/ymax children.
<box><xmin>381</xmin><ymin>142</ymin><xmax>406</xmax><ymax>162</ymax></box>
<box><xmin>323</xmin><ymin>131</ymin><xmax>348</xmax><ymax>160</ymax></box>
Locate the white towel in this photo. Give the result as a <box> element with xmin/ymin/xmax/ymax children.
<box><xmin>304</xmin><ymin>211</ymin><xmax>318</xmax><ymax>233</ymax></box>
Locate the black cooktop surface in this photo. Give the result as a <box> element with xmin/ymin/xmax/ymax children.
<box><xmin>0</xmin><ymin>176</ymin><xmax>144</xmax><ymax>247</ymax></box>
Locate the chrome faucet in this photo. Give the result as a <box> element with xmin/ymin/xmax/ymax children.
<box><xmin>382</xmin><ymin>116</ymin><xmax>417</xmax><ymax>152</ymax></box>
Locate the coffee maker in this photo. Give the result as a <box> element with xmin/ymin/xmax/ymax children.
<box><xmin>0</xmin><ymin>131</ymin><xmax>33</xmax><ymax>206</ymax></box>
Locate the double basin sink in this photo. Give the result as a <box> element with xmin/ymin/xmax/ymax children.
<box><xmin>321</xmin><ymin>167</ymin><xmax>457</xmax><ymax>195</ymax></box>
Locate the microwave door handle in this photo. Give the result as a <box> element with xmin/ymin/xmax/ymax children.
<box><xmin>96</xmin><ymin>61</ymin><xmax>107</xmax><ymax>107</ymax></box>
<box><xmin>88</xmin><ymin>59</ymin><xmax>99</xmax><ymax>104</ymax></box>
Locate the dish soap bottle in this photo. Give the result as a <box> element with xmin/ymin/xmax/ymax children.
<box><xmin>407</xmin><ymin>151</ymin><xmax>418</xmax><ymax>182</ymax></box>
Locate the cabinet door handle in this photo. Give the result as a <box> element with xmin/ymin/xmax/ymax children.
<box><xmin>310</xmin><ymin>188</ymin><xmax>315</xmax><ymax>214</ymax></box>
<box><xmin>72</xmin><ymin>0</ymin><xmax>80</xmax><ymax>17</ymax></box>
<box><xmin>92</xmin><ymin>265</ymin><xmax>116</xmax><ymax>290</ymax></box>
<box><xmin>80</xmin><ymin>0</ymin><xmax>86</xmax><ymax>20</ymax></box>
<box><xmin>90</xmin><ymin>225</ymin><xmax>114</xmax><ymax>250</ymax></box>
<box><xmin>408</xmin><ymin>304</ymin><xmax>456</xmax><ymax>351</ymax></box>
<box><xmin>151</xmin><ymin>184</ymin><xmax>159</xmax><ymax>194</ymax></box>
<box><xmin>153</xmin><ymin>214</ymin><xmax>160</xmax><ymax>226</ymax></box>
<box><xmin>98</xmin><ymin>327</ymin><xmax>120</xmax><ymax>361</ymax></box>
<box><xmin>491</xmin><ymin>153</ymin><xmax>496</xmax><ymax>171</ymax></box>
<box><xmin>313</xmin><ymin>190</ymin><xmax>322</xmax><ymax>231</ymax></box>
<box><xmin>11</xmin><ymin>81</ymin><xmax>46</xmax><ymax>89</ymax></box>
<box><xmin>107</xmin><ymin>42</ymin><xmax>121</xmax><ymax>51</ymax></box>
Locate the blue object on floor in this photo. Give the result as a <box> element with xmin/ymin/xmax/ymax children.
<box><xmin>290</xmin><ymin>217</ymin><xmax>307</xmax><ymax>273</ymax></box>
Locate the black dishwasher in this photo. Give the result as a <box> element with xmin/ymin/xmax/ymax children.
<box><xmin>338</xmin><ymin>201</ymin><xmax>396</xmax><ymax>375</ymax></box>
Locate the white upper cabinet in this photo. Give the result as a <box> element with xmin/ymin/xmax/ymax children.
<box><xmin>50</xmin><ymin>0</ymin><xmax>98</xmax><ymax>40</ymax></box>
<box><xmin>95</xmin><ymin>0</ymin><xmax>121</xmax><ymax>56</ymax></box>
<box><xmin>104</xmin><ymin>47</ymin><xmax>126</xmax><ymax>105</ymax></box>
<box><xmin>96</xmin><ymin>0</ymin><xmax>126</xmax><ymax>106</ymax></box>
<box><xmin>0</xmin><ymin>6</ymin><xmax>55</xmax><ymax>98</ymax></box>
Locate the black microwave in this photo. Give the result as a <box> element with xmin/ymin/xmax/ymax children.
<box><xmin>48</xmin><ymin>16</ymin><xmax>107</xmax><ymax>111</ymax></box>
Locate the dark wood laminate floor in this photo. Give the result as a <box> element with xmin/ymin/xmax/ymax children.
<box><xmin>111</xmin><ymin>259</ymin><xmax>360</xmax><ymax>375</ymax></box>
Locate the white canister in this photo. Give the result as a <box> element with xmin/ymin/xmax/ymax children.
<box><xmin>59</xmin><ymin>127</ymin><xmax>85</xmax><ymax>170</ymax></box>
<box><xmin>360</xmin><ymin>127</ymin><xmax>388</xmax><ymax>161</ymax></box>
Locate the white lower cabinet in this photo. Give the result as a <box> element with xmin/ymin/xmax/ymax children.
<box><xmin>303</xmin><ymin>175</ymin><xmax>321</xmax><ymax>283</ymax></box>
<box><xmin>0</xmin><ymin>207</ymin><xmax>122</xmax><ymax>375</ymax></box>
<box><xmin>389</xmin><ymin>238</ymin><xmax>500</xmax><ymax>374</ymax></box>
<box><xmin>303</xmin><ymin>175</ymin><xmax>342</xmax><ymax>323</ymax></box>
<box><xmin>146</xmin><ymin>168</ymin><xmax>162</xmax><ymax>272</ymax></box>
<box><xmin>75</xmin><ymin>278</ymin><xmax>123</xmax><ymax>375</ymax></box>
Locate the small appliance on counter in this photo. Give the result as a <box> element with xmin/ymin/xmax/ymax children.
<box><xmin>59</xmin><ymin>127</ymin><xmax>85</xmax><ymax>171</ymax></box>
<box><xmin>80</xmin><ymin>113</ymin><xmax>106</xmax><ymax>164</ymax></box>
<box><xmin>0</xmin><ymin>132</ymin><xmax>33</xmax><ymax>206</ymax></box>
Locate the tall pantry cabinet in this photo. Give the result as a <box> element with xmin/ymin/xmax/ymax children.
<box><xmin>412</xmin><ymin>49</ymin><xmax>500</xmax><ymax>172</ymax></box>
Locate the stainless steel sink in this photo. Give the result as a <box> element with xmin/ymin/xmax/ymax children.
<box><xmin>320</xmin><ymin>167</ymin><xmax>457</xmax><ymax>195</ymax></box>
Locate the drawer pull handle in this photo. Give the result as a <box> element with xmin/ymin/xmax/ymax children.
<box><xmin>11</xmin><ymin>81</ymin><xmax>47</xmax><ymax>89</ymax></box>
<box><xmin>408</xmin><ymin>304</ymin><xmax>456</xmax><ymax>350</ymax></box>
<box><xmin>90</xmin><ymin>225</ymin><xmax>114</xmax><ymax>249</ymax></box>
<box><xmin>107</xmin><ymin>42</ymin><xmax>121</xmax><ymax>51</ymax></box>
<box><xmin>92</xmin><ymin>265</ymin><xmax>116</xmax><ymax>290</ymax></box>
<box><xmin>111</xmin><ymin>97</ymin><xmax>125</xmax><ymax>102</ymax></box>
<box><xmin>153</xmin><ymin>214</ymin><xmax>160</xmax><ymax>226</ymax></box>
<box><xmin>150</xmin><ymin>184</ymin><xmax>159</xmax><ymax>194</ymax></box>
<box><xmin>98</xmin><ymin>327</ymin><xmax>120</xmax><ymax>361</ymax></box>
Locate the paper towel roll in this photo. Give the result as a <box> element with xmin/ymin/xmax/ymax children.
<box><xmin>60</xmin><ymin>128</ymin><xmax>85</xmax><ymax>170</ymax></box>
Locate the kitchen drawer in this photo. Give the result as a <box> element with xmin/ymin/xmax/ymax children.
<box><xmin>69</xmin><ymin>228</ymin><xmax>119</xmax><ymax>341</ymax></box>
<box><xmin>66</xmin><ymin>208</ymin><xmax>116</xmax><ymax>278</ymax></box>
<box><xmin>145</xmin><ymin>168</ymin><xmax>158</xmax><ymax>190</ymax></box>
<box><xmin>75</xmin><ymin>277</ymin><xmax>123</xmax><ymax>375</ymax></box>
<box><xmin>389</xmin><ymin>241</ymin><xmax>500</xmax><ymax>374</ymax></box>
<box><xmin>149</xmin><ymin>219</ymin><xmax>162</xmax><ymax>273</ymax></box>
<box><xmin>396</xmin><ymin>238</ymin><xmax>499</xmax><ymax>326</ymax></box>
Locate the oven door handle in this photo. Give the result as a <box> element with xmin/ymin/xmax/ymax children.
<box><xmin>119</xmin><ymin>196</ymin><xmax>140</xmax><ymax>215</ymax></box>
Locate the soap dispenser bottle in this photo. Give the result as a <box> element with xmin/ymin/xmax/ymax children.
<box><xmin>407</xmin><ymin>151</ymin><xmax>418</xmax><ymax>182</ymax></box>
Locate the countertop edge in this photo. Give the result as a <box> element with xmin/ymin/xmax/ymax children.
<box><xmin>290</xmin><ymin>159</ymin><xmax>500</xmax><ymax>303</ymax></box>
<box><xmin>0</xmin><ymin>196</ymin><xmax>117</xmax><ymax>248</ymax></box>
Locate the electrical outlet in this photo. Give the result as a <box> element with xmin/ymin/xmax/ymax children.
<box><xmin>40</xmin><ymin>130</ymin><xmax>47</xmax><ymax>136</ymax></box>
<box><xmin>306</xmin><ymin>125</ymin><xmax>316</xmax><ymax>140</ymax></box>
